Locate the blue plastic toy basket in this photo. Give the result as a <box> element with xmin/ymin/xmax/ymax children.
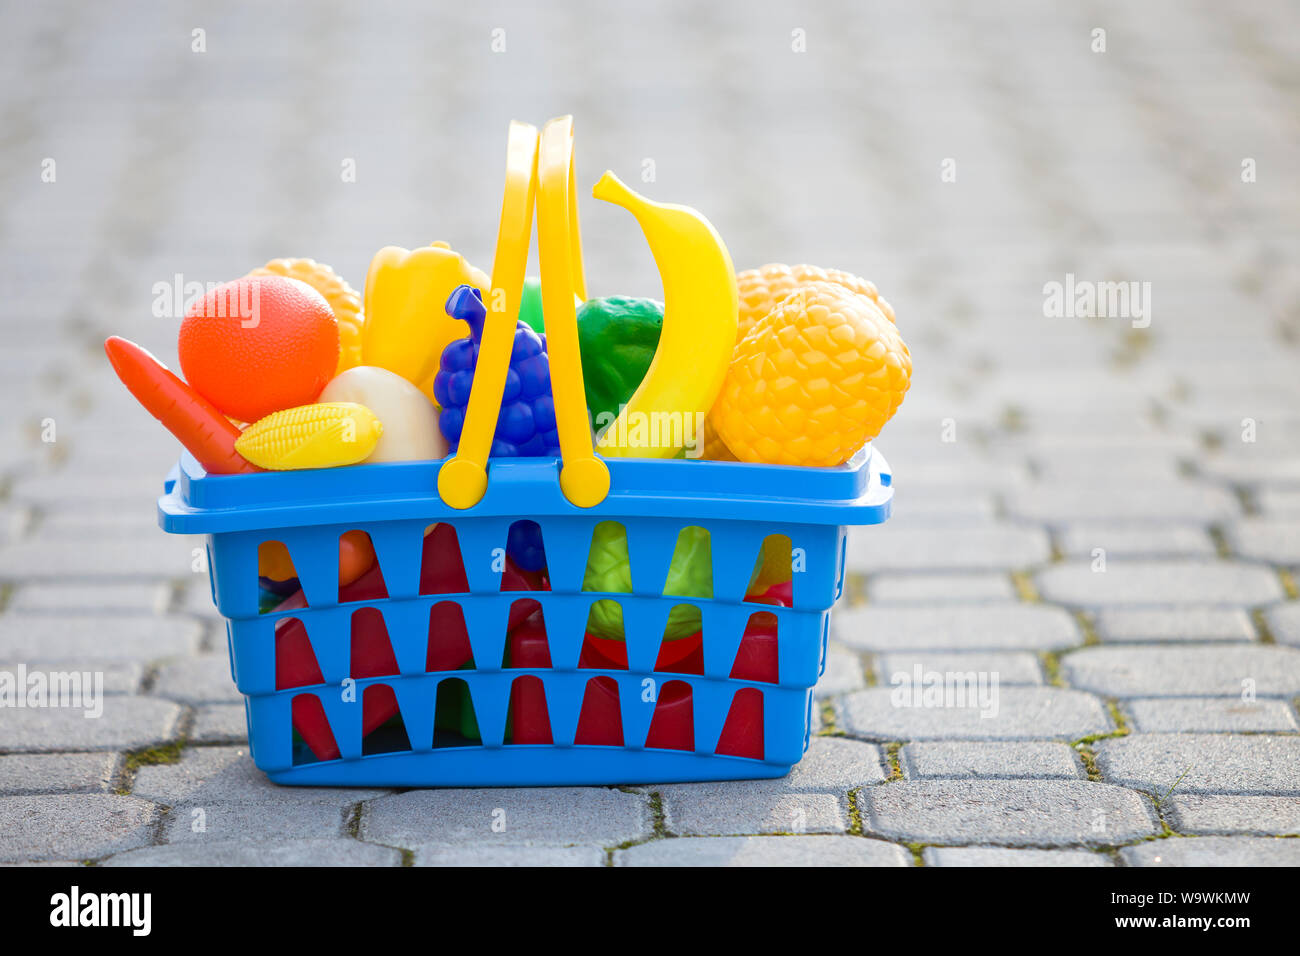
<box><xmin>159</xmin><ymin>445</ymin><xmax>892</xmax><ymax>787</ymax></box>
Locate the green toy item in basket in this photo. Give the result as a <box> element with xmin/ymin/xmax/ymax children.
<box><xmin>583</xmin><ymin>522</ymin><xmax>712</xmax><ymax>640</ymax></box>
<box><xmin>577</xmin><ymin>295</ymin><xmax>664</xmax><ymax>426</ymax></box>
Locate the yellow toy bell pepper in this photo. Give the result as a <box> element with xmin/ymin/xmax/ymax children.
<box><xmin>360</xmin><ymin>241</ymin><xmax>490</xmax><ymax>390</ymax></box>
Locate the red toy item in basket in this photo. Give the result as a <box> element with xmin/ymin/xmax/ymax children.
<box><xmin>505</xmin><ymin>582</ymin><xmax>788</xmax><ymax>757</ymax></box>
<box><xmin>278</xmin><ymin>523</ymin><xmax>548</xmax><ymax>761</ymax></box>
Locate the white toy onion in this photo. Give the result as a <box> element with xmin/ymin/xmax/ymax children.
<box><xmin>319</xmin><ymin>365</ymin><xmax>446</xmax><ymax>463</ymax></box>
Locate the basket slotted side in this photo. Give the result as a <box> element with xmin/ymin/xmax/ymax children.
<box><xmin>212</xmin><ymin>511</ymin><xmax>845</xmax><ymax>787</ymax></box>
<box><xmin>164</xmin><ymin>449</ymin><xmax>892</xmax><ymax>786</ymax></box>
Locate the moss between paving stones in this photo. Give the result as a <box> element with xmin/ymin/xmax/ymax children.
<box><xmin>862</xmin><ymin>653</ymin><xmax>878</xmax><ymax>688</ymax></box>
<box><xmin>605</xmin><ymin>792</ymin><xmax>667</xmax><ymax>864</ymax></box>
<box><xmin>884</xmin><ymin>742</ymin><xmax>904</xmax><ymax>782</ymax></box>
<box><xmin>819</xmin><ymin>701</ymin><xmax>844</xmax><ymax>736</ymax></box>
<box><xmin>1071</xmin><ymin>702</ymin><xmax>1130</xmax><ymax>782</ymax></box>
<box><xmin>846</xmin><ymin>789</ymin><xmax>864</xmax><ymax>835</ymax></box>
<box><xmin>1073</xmin><ymin>610</ymin><xmax>1101</xmax><ymax>646</ymax></box>
<box><xmin>120</xmin><ymin>740</ymin><xmax>185</xmax><ymax>779</ymax></box>
<box><xmin>1040</xmin><ymin>651</ymin><xmax>1064</xmax><ymax>687</ymax></box>
<box><xmin>1010</xmin><ymin>570</ymin><xmax>1039</xmax><ymax>602</ymax></box>
<box><xmin>1252</xmin><ymin>608</ymin><xmax>1278</xmax><ymax>644</ymax></box>
<box><xmin>843</xmin><ymin>572</ymin><xmax>868</xmax><ymax>606</ymax></box>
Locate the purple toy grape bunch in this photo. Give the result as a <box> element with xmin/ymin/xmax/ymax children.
<box><xmin>434</xmin><ymin>285</ymin><xmax>561</xmax><ymax>458</ymax></box>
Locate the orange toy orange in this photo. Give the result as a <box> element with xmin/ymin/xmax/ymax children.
<box><xmin>247</xmin><ymin>258</ymin><xmax>363</xmax><ymax>376</ymax></box>
<box><xmin>179</xmin><ymin>276</ymin><xmax>339</xmax><ymax>423</ymax></box>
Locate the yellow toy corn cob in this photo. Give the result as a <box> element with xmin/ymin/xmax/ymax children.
<box><xmin>248</xmin><ymin>258</ymin><xmax>365</xmax><ymax>375</ymax></box>
<box><xmin>235</xmin><ymin>402</ymin><xmax>383</xmax><ymax>471</ymax></box>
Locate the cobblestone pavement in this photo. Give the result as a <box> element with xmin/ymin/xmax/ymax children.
<box><xmin>1</xmin><ymin>0</ymin><xmax>1298</xmax><ymax>866</ymax></box>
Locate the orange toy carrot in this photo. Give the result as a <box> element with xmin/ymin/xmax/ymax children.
<box><xmin>104</xmin><ymin>335</ymin><xmax>261</xmax><ymax>475</ymax></box>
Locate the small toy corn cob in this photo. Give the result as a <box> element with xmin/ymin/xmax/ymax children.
<box><xmin>235</xmin><ymin>402</ymin><xmax>383</xmax><ymax>470</ymax></box>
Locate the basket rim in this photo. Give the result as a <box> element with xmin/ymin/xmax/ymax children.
<box><xmin>158</xmin><ymin>446</ymin><xmax>892</xmax><ymax>535</ymax></box>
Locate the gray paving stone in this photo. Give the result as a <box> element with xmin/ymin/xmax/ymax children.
<box><xmin>1006</xmin><ymin>483</ymin><xmax>1238</xmax><ymax>525</ymax></box>
<box><xmin>868</xmin><ymin>572</ymin><xmax>1016</xmax><ymax>603</ymax></box>
<box><xmin>1036</xmin><ymin>560</ymin><xmax>1283</xmax><ymax>606</ymax></box>
<box><xmin>0</xmin><ymin>659</ymin><xmax>143</xmax><ymax>695</ymax></box>
<box><xmin>9</xmin><ymin>471</ymin><xmax>165</xmax><ymax>506</ymax></box>
<box><xmin>0</xmin><ymin>614</ymin><xmax>204</xmax><ymax>660</ymax></box>
<box><xmin>847</xmin><ymin>524</ymin><xmax>1050</xmax><ymax>572</ymax></box>
<box><xmin>862</xmin><ymin>780</ymin><xmax>1158</xmax><ymax>846</ymax></box>
<box><xmin>923</xmin><ymin>846</ymin><xmax>1111</xmax><ymax>866</ymax></box>
<box><xmin>151</xmin><ymin>654</ymin><xmax>240</xmax><ymax>704</ymax></box>
<box><xmin>414</xmin><ymin>845</ymin><xmax>605</xmax><ymax>866</ymax></box>
<box><xmin>131</xmin><ymin>746</ymin><xmax>390</xmax><ymax>806</ymax></box>
<box><xmin>162</xmin><ymin>800</ymin><xmax>350</xmax><ymax>844</ymax></box>
<box><xmin>1058</xmin><ymin>524</ymin><xmax>1217</xmax><ymax>559</ymax></box>
<box><xmin>839</xmin><ymin>686</ymin><xmax>1109</xmax><ymax>741</ymax></box>
<box><xmin>0</xmin><ymin>533</ymin><xmax>203</xmax><ymax>579</ymax></box>
<box><xmin>0</xmin><ymin>794</ymin><xmax>159</xmax><ymax>862</ymax></box>
<box><xmin>190</xmin><ymin>703</ymin><xmax>247</xmax><ymax>743</ymax></box>
<box><xmin>1125</xmin><ymin>697</ymin><xmax>1298</xmax><ymax>733</ymax></box>
<box><xmin>647</xmin><ymin>737</ymin><xmax>885</xmax><ymax>798</ymax></box>
<box><xmin>362</xmin><ymin>788</ymin><xmax>651</xmax><ymax>848</ymax></box>
<box><xmin>877</xmin><ymin>651</ymin><xmax>1044</xmax><ymax>686</ymax></box>
<box><xmin>1258</xmin><ymin>488</ymin><xmax>1300</xmax><ymax>518</ymax></box>
<box><xmin>833</xmin><ymin>605</ymin><xmax>1082</xmax><ymax>652</ymax></box>
<box><xmin>0</xmin><ymin>697</ymin><xmax>182</xmax><ymax>752</ymax></box>
<box><xmin>889</xmin><ymin>491</ymin><xmax>997</xmax><ymax>523</ymax></box>
<box><xmin>33</xmin><ymin>507</ymin><xmax>166</xmax><ymax>540</ymax></box>
<box><xmin>0</xmin><ymin>752</ymin><xmax>121</xmax><ymax>794</ymax></box>
<box><xmin>0</xmin><ymin>861</ymin><xmax>84</xmax><ymax>867</ymax></box>
<box><xmin>1224</xmin><ymin>518</ymin><xmax>1300</xmax><ymax>564</ymax></box>
<box><xmin>1264</xmin><ymin>602</ymin><xmax>1300</xmax><ymax>647</ymax></box>
<box><xmin>661</xmin><ymin>790</ymin><xmax>846</xmax><ymax>836</ymax></box>
<box><xmin>1164</xmin><ymin>795</ymin><xmax>1300</xmax><ymax>835</ymax></box>
<box><xmin>1096</xmin><ymin>734</ymin><xmax>1300</xmax><ymax>795</ymax></box>
<box><xmin>1031</xmin><ymin>452</ymin><xmax>1185</xmax><ymax>485</ymax></box>
<box><xmin>815</xmin><ymin>647</ymin><xmax>865</xmax><ymax>698</ymax></box>
<box><xmin>1122</xmin><ymin>837</ymin><xmax>1300</xmax><ymax>867</ymax></box>
<box><xmin>1197</xmin><ymin>454</ymin><xmax>1300</xmax><ymax>487</ymax></box>
<box><xmin>616</xmin><ymin>835</ymin><xmax>910</xmax><ymax>866</ymax></box>
<box><xmin>901</xmin><ymin>742</ymin><xmax>1084</xmax><ymax>780</ymax></box>
<box><xmin>1063</xmin><ymin>644</ymin><xmax>1300</xmax><ymax>698</ymax></box>
<box><xmin>102</xmin><ymin>839</ymin><xmax>402</xmax><ymax>867</ymax></box>
<box><xmin>995</xmin><ymin>433</ymin><xmax>1201</xmax><ymax>456</ymax></box>
<box><xmin>1094</xmin><ymin>607</ymin><xmax>1256</xmax><ymax>643</ymax></box>
<box><xmin>180</xmin><ymin>579</ymin><xmax>224</xmax><ymax>620</ymax></box>
<box><xmin>8</xmin><ymin>582</ymin><xmax>172</xmax><ymax>615</ymax></box>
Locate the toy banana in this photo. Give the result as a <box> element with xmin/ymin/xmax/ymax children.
<box><xmin>235</xmin><ymin>402</ymin><xmax>383</xmax><ymax>471</ymax></box>
<box><xmin>591</xmin><ymin>172</ymin><xmax>737</xmax><ymax>458</ymax></box>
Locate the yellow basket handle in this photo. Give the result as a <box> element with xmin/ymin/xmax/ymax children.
<box><xmin>438</xmin><ymin>117</ymin><xmax>609</xmax><ymax>510</ymax></box>
<box><xmin>438</xmin><ymin>121</ymin><xmax>539</xmax><ymax>510</ymax></box>
<box><xmin>537</xmin><ymin>116</ymin><xmax>609</xmax><ymax>507</ymax></box>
